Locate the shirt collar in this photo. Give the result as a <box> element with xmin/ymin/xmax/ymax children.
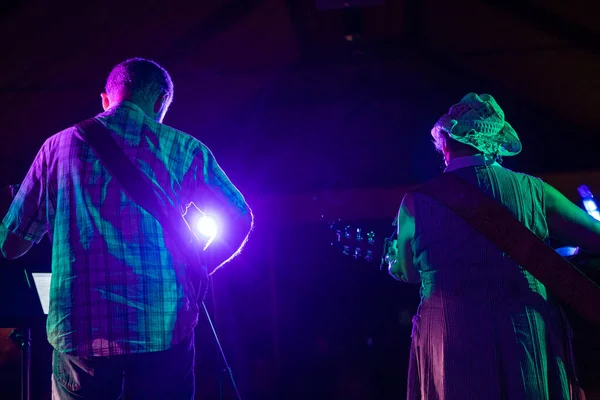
<box><xmin>444</xmin><ymin>154</ymin><xmax>499</xmax><ymax>172</ymax></box>
<box><xmin>106</xmin><ymin>101</ymin><xmax>147</xmax><ymax>115</ymax></box>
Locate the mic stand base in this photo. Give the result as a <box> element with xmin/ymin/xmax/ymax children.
<box><xmin>9</xmin><ymin>328</ymin><xmax>31</xmax><ymax>400</ymax></box>
<box><xmin>202</xmin><ymin>301</ymin><xmax>242</xmax><ymax>400</ymax></box>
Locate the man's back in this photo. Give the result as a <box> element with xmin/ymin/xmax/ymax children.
<box><xmin>1</xmin><ymin>57</ymin><xmax>254</xmax><ymax>399</ymax></box>
<box><xmin>6</xmin><ymin>101</ymin><xmax>243</xmax><ymax>357</ymax></box>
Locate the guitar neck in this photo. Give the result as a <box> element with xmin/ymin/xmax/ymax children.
<box><xmin>328</xmin><ymin>219</ymin><xmax>393</xmax><ymax>268</ymax></box>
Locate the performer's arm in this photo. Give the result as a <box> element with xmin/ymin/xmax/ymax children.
<box><xmin>184</xmin><ymin>144</ymin><xmax>254</xmax><ymax>272</ymax></box>
<box><xmin>1</xmin><ymin>145</ymin><xmax>48</xmax><ymax>259</ymax></box>
<box><xmin>0</xmin><ymin>223</ymin><xmax>35</xmax><ymax>259</ymax></box>
<box><xmin>545</xmin><ymin>182</ymin><xmax>600</xmax><ymax>253</ymax></box>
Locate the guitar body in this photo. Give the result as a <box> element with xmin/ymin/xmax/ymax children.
<box><xmin>563</xmin><ymin>254</ymin><xmax>600</xmax><ymax>394</ymax></box>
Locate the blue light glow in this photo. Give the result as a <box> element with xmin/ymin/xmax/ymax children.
<box><xmin>582</xmin><ymin>199</ymin><xmax>600</xmax><ymax>221</ymax></box>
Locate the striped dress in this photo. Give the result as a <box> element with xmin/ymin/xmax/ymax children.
<box><xmin>406</xmin><ymin>163</ymin><xmax>585</xmax><ymax>400</ymax></box>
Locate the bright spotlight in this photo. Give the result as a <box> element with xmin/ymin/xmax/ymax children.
<box><xmin>196</xmin><ymin>215</ymin><xmax>218</xmax><ymax>240</ymax></box>
<box><xmin>182</xmin><ymin>202</ymin><xmax>219</xmax><ymax>250</ymax></box>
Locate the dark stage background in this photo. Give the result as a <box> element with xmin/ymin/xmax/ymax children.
<box><xmin>0</xmin><ymin>0</ymin><xmax>598</xmax><ymax>398</ymax></box>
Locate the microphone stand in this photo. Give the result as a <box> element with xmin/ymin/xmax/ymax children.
<box><xmin>9</xmin><ymin>328</ymin><xmax>31</xmax><ymax>400</ymax></box>
<box><xmin>4</xmin><ymin>184</ymin><xmax>31</xmax><ymax>400</ymax></box>
<box><xmin>203</xmin><ymin>278</ymin><xmax>241</xmax><ymax>400</ymax></box>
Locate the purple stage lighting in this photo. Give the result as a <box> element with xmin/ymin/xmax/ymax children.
<box><xmin>182</xmin><ymin>202</ymin><xmax>218</xmax><ymax>250</ymax></box>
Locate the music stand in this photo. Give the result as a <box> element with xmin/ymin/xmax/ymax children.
<box><xmin>6</xmin><ymin>269</ymin><xmax>50</xmax><ymax>400</ymax></box>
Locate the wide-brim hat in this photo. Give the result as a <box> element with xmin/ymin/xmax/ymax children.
<box><xmin>431</xmin><ymin>93</ymin><xmax>522</xmax><ymax>157</ymax></box>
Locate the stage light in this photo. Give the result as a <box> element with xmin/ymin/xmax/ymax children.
<box><xmin>555</xmin><ymin>185</ymin><xmax>600</xmax><ymax>258</ymax></box>
<box><xmin>578</xmin><ymin>185</ymin><xmax>600</xmax><ymax>221</ymax></box>
<box><xmin>196</xmin><ymin>215</ymin><xmax>218</xmax><ymax>240</ymax></box>
<box><xmin>182</xmin><ymin>202</ymin><xmax>218</xmax><ymax>250</ymax></box>
<box><xmin>555</xmin><ymin>246</ymin><xmax>578</xmax><ymax>257</ymax></box>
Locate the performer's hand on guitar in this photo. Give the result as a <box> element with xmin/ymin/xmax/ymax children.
<box><xmin>384</xmin><ymin>238</ymin><xmax>398</xmax><ymax>268</ymax></box>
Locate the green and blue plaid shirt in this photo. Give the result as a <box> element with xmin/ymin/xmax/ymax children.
<box><xmin>3</xmin><ymin>102</ymin><xmax>252</xmax><ymax>356</ymax></box>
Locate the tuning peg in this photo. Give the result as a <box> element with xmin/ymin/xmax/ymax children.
<box><xmin>365</xmin><ymin>250</ymin><xmax>374</xmax><ymax>262</ymax></box>
<box><xmin>334</xmin><ymin>229</ymin><xmax>342</xmax><ymax>242</ymax></box>
<box><xmin>342</xmin><ymin>245</ymin><xmax>351</xmax><ymax>256</ymax></box>
<box><xmin>356</xmin><ymin>227</ymin><xmax>363</xmax><ymax>242</ymax></box>
<box><xmin>367</xmin><ymin>231</ymin><xmax>375</xmax><ymax>245</ymax></box>
<box><xmin>353</xmin><ymin>247</ymin><xmax>362</xmax><ymax>259</ymax></box>
<box><xmin>344</xmin><ymin>225</ymin><xmax>351</xmax><ymax>239</ymax></box>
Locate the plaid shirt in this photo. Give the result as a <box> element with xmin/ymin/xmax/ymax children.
<box><xmin>3</xmin><ymin>102</ymin><xmax>251</xmax><ymax>356</ymax></box>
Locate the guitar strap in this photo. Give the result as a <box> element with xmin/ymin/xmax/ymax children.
<box><xmin>75</xmin><ymin>117</ymin><xmax>209</xmax><ymax>301</ymax></box>
<box><xmin>412</xmin><ymin>172</ymin><xmax>600</xmax><ymax>326</ymax></box>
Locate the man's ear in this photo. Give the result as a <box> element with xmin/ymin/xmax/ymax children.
<box><xmin>101</xmin><ymin>93</ymin><xmax>110</xmax><ymax>111</ymax></box>
<box><xmin>154</xmin><ymin>93</ymin><xmax>168</xmax><ymax>114</ymax></box>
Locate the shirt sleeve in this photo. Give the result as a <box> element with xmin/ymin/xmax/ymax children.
<box><xmin>184</xmin><ymin>142</ymin><xmax>251</xmax><ymax>219</ymax></box>
<box><xmin>2</xmin><ymin>144</ymin><xmax>49</xmax><ymax>243</ymax></box>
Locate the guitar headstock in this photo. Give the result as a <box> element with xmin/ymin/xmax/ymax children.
<box><xmin>327</xmin><ymin>218</ymin><xmax>380</xmax><ymax>264</ymax></box>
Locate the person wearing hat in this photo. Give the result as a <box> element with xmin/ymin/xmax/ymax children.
<box><xmin>386</xmin><ymin>93</ymin><xmax>600</xmax><ymax>399</ymax></box>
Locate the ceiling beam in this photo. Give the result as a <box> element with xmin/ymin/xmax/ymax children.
<box><xmin>484</xmin><ymin>0</ymin><xmax>600</xmax><ymax>55</ymax></box>
<box><xmin>160</xmin><ymin>0</ymin><xmax>265</xmax><ymax>60</ymax></box>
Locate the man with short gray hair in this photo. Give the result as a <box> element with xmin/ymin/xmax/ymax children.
<box><xmin>0</xmin><ymin>57</ymin><xmax>254</xmax><ymax>399</ymax></box>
